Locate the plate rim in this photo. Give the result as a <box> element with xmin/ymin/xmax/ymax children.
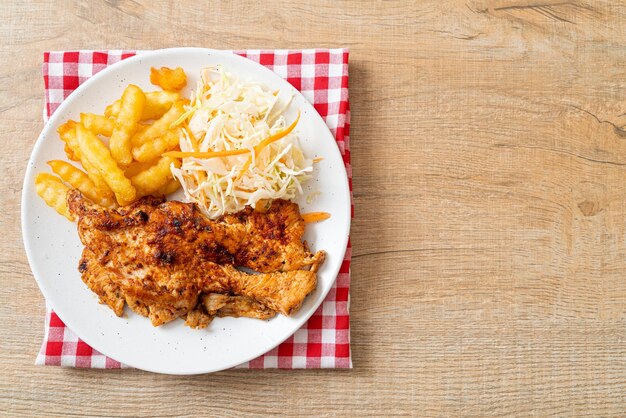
<box><xmin>21</xmin><ymin>47</ymin><xmax>351</xmax><ymax>374</ymax></box>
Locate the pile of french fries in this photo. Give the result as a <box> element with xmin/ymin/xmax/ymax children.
<box><xmin>35</xmin><ymin>67</ymin><xmax>188</xmax><ymax>221</ymax></box>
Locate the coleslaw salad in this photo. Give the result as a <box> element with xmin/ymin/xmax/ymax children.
<box><xmin>169</xmin><ymin>66</ymin><xmax>314</xmax><ymax>218</ymax></box>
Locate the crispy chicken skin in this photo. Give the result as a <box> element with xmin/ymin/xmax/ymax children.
<box><xmin>68</xmin><ymin>190</ymin><xmax>324</xmax><ymax>327</ymax></box>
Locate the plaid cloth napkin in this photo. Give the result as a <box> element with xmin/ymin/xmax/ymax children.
<box><xmin>35</xmin><ymin>49</ymin><xmax>352</xmax><ymax>370</ymax></box>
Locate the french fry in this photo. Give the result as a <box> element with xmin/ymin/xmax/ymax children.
<box><xmin>47</xmin><ymin>160</ymin><xmax>115</xmax><ymax>208</ymax></box>
<box><xmin>104</xmin><ymin>104</ymin><xmax>114</xmax><ymax>118</ymax></box>
<box><xmin>76</xmin><ymin>124</ymin><xmax>137</xmax><ymax>206</ymax></box>
<box><xmin>80</xmin><ymin>157</ymin><xmax>116</xmax><ymax>199</ymax></box>
<box><xmin>132</xmin><ymin>128</ymin><xmax>181</xmax><ymax>162</ymax></box>
<box><xmin>58</xmin><ymin>120</ymin><xmax>80</xmax><ymax>161</ymax></box>
<box><xmin>58</xmin><ymin>122</ymin><xmax>115</xmax><ymax>199</ymax></box>
<box><xmin>135</xmin><ymin>124</ymin><xmax>149</xmax><ymax>137</ymax></box>
<box><xmin>142</xmin><ymin>92</ymin><xmax>181</xmax><ymax>120</ymax></box>
<box><xmin>156</xmin><ymin>179</ymin><xmax>181</xmax><ymax>196</ymax></box>
<box><xmin>35</xmin><ymin>173</ymin><xmax>74</xmax><ymax>221</ymax></box>
<box><xmin>150</xmin><ymin>66</ymin><xmax>187</xmax><ymax>91</ymax></box>
<box><xmin>124</xmin><ymin>159</ymin><xmax>159</xmax><ymax>178</ymax></box>
<box><xmin>80</xmin><ymin>113</ymin><xmax>115</xmax><ymax>137</ymax></box>
<box><xmin>131</xmin><ymin>156</ymin><xmax>180</xmax><ymax>197</ymax></box>
<box><xmin>131</xmin><ymin>100</ymin><xmax>186</xmax><ymax>147</ymax></box>
<box><xmin>105</xmin><ymin>91</ymin><xmax>179</xmax><ymax>121</ymax></box>
<box><xmin>110</xmin><ymin>84</ymin><xmax>145</xmax><ymax>166</ymax></box>
<box><xmin>162</xmin><ymin>179</ymin><xmax>181</xmax><ymax>195</ymax></box>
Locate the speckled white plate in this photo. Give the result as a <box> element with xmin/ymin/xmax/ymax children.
<box><xmin>21</xmin><ymin>48</ymin><xmax>350</xmax><ymax>374</ymax></box>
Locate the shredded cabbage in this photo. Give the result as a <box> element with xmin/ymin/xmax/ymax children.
<box><xmin>171</xmin><ymin>66</ymin><xmax>312</xmax><ymax>218</ymax></box>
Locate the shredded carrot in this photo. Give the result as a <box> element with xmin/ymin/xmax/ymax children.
<box><xmin>179</xmin><ymin>125</ymin><xmax>207</xmax><ymax>185</ymax></box>
<box><xmin>255</xmin><ymin>111</ymin><xmax>300</xmax><ymax>151</ymax></box>
<box><xmin>164</xmin><ymin>112</ymin><xmax>300</xmax><ymax>167</ymax></box>
<box><xmin>234</xmin><ymin>186</ymin><xmax>254</xmax><ymax>192</ymax></box>
<box><xmin>235</xmin><ymin>158</ymin><xmax>253</xmax><ymax>182</ymax></box>
<box><xmin>235</xmin><ymin>111</ymin><xmax>301</xmax><ymax>181</ymax></box>
<box><xmin>301</xmin><ymin>212</ymin><xmax>331</xmax><ymax>223</ymax></box>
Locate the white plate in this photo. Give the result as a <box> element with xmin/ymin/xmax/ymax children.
<box><xmin>21</xmin><ymin>48</ymin><xmax>350</xmax><ymax>374</ymax></box>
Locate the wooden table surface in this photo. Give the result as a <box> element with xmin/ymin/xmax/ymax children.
<box><xmin>1</xmin><ymin>1</ymin><xmax>625</xmax><ymax>416</ymax></box>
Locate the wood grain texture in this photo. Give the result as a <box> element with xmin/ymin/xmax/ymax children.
<box><xmin>1</xmin><ymin>0</ymin><xmax>625</xmax><ymax>416</ymax></box>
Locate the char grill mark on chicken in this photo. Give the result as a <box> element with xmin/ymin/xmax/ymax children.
<box><xmin>68</xmin><ymin>190</ymin><xmax>325</xmax><ymax>327</ymax></box>
<box><xmin>215</xmin><ymin>200</ymin><xmax>326</xmax><ymax>273</ymax></box>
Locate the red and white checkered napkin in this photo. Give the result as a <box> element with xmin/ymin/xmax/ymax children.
<box><xmin>36</xmin><ymin>49</ymin><xmax>352</xmax><ymax>370</ymax></box>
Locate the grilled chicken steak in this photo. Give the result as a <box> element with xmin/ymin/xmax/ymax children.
<box><xmin>68</xmin><ymin>190</ymin><xmax>325</xmax><ymax>327</ymax></box>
